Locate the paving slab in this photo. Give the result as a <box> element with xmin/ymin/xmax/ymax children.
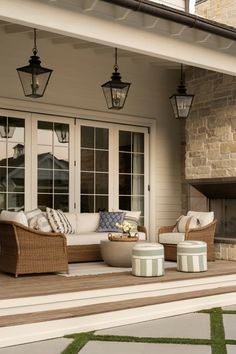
<box><xmin>227</xmin><ymin>345</ymin><xmax>236</xmax><ymax>354</ymax></box>
<box><xmin>223</xmin><ymin>314</ymin><xmax>236</xmax><ymax>340</ymax></box>
<box><xmin>0</xmin><ymin>338</ymin><xmax>73</xmax><ymax>354</ymax></box>
<box><xmin>79</xmin><ymin>341</ymin><xmax>211</xmax><ymax>354</ymax></box>
<box><xmin>95</xmin><ymin>313</ymin><xmax>210</xmax><ymax>339</ymax></box>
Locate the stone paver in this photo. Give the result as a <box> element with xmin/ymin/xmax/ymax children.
<box><xmin>0</xmin><ymin>338</ymin><xmax>73</xmax><ymax>354</ymax></box>
<box><xmin>222</xmin><ymin>305</ymin><xmax>236</xmax><ymax>311</ymax></box>
<box><xmin>79</xmin><ymin>341</ymin><xmax>211</xmax><ymax>354</ymax></box>
<box><xmin>95</xmin><ymin>313</ymin><xmax>211</xmax><ymax>339</ymax></box>
<box><xmin>227</xmin><ymin>345</ymin><xmax>236</xmax><ymax>354</ymax></box>
<box><xmin>223</xmin><ymin>314</ymin><xmax>236</xmax><ymax>340</ymax></box>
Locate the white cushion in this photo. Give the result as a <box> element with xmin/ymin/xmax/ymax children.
<box><xmin>159</xmin><ymin>232</ymin><xmax>185</xmax><ymax>244</ymax></box>
<box><xmin>77</xmin><ymin>213</ymin><xmax>100</xmax><ymax>234</ymax></box>
<box><xmin>176</xmin><ymin>215</ymin><xmax>199</xmax><ymax>232</ymax></box>
<box><xmin>25</xmin><ymin>208</ymin><xmax>52</xmax><ymax>232</ymax></box>
<box><xmin>187</xmin><ymin>211</ymin><xmax>214</xmax><ymax>227</ymax></box>
<box><xmin>0</xmin><ymin>210</ymin><xmax>28</xmax><ymax>226</ymax></box>
<box><xmin>66</xmin><ymin>231</ymin><xmax>146</xmax><ymax>246</ymax></box>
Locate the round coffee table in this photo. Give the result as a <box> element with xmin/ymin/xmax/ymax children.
<box><xmin>100</xmin><ymin>240</ymin><xmax>140</xmax><ymax>267</ymax></box>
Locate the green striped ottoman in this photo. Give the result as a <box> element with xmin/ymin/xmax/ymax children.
<box><xmin>132</xmin><ymin>243</ymin><xmax>164</xmax><ymax>277</ymax></box>
<box><xmin>177</xmin><ymin>241</ymin><xmax>207</xmax><ymax>272</ymax></box>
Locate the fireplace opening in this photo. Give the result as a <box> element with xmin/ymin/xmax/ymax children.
<box><xmin>209</xmin><ymin>199</ymin><xmax>236</xmax><ymax>240</ymax></box>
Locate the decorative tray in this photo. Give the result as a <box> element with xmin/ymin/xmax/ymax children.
<box><xmin>108</xmin><ymin>233</ymin><xmax>139</xmax><ymax>242</ymax></box>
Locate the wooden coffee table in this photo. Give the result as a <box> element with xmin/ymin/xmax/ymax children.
<box><xmin>100</xmin><ymin>239</ymin><xmax>141</xmax><ymax>267</ymax></box>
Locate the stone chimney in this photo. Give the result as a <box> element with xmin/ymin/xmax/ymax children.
<box><xmin>195</xmin><ymin>0</ymin><xmax>236</xmax><ymax>27</ymax></box>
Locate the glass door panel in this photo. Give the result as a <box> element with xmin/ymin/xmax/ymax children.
<box><xmin>80</xmin><ymin>126</ymin><xmax>109</xmax><ymax>212</ymax></box>
<box><xmin>37</xmin><ymin>120</ymin><xmax>70</xmax><ymax>211</ymax></box>
<box><xmin>119</xmin><ymin>130</ymin><xmax>145</xmax><ymax>225</ymax></box>
<box><xmin>0</xmin><ymin>116</ymin><xmax>25</xmax><ymax>211</ymax></box>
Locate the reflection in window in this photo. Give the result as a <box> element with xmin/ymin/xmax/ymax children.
<box><xmin>80</xmin><ymin>126</ymin><xmax>109</xmax><ymax>212</ymax></box>
<box><xmin>0</xmin><ymin>116</ymin><xmax>25</xmax><ymax>211</ymax></box>
<box><xmin>37</xmin><ymin>121</ymin><xmax>70</xmax><ymax>211</ymax></box>
<box><xmin>119</xmin><ymin>131</ymin><xmax>145</xmax><ymax>225</ymax></box>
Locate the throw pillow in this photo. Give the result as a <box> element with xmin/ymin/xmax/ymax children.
<box><xmin>46</xmin><ymin>208</ymin><xmax>73</xmax><ymax>234</ymax></box>
<box><xmin>119</xmin><ymin>210</ymin><xmax>141</xmax><ymax>232</ymax></box>
<box><xmin>25</xmin><ymin>208</ymin><xmax>53</xmax><ymax>232</ymax></box>
<box><xmin>96</xmin><ymin>211</ymin><xmax>125</xmax><ymax>232</ymax></box>
<box><xmin>176</xmin><ymin>215</ymin><xmax>200</xmax><ymax>233</ymax></box>
<box><xmin>0</xmin><ymin>210</ymin><xmax>28</xmax><ymax>226</ymax></box>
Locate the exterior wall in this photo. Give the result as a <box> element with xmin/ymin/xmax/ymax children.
<box><xmin>185</xmin><ymin>68</ymin><xmax>236</xmax><ymax>180</ymax></box>
<box><xmin>196</xmin><ymin>0</ymin><xmax>236</xmax><ymax>26</ymax></box>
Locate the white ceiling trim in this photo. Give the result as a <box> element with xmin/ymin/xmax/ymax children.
<box><xmin>0</xmin><ymin>0</ymin><xmax>235</xmax><ymax>75</ymax></box>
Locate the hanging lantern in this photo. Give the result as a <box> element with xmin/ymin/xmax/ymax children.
<box><xmin>169</xmin><ymin>64</ymin><xmax>194</xmax><ymax>119</ymax></box>
<box><xmin>16</xmin><ymin>28</ymin><xmax>53</xmax><ymax>98</ymax></box>
<box><xmin>101</xmin><ymin>48</ymin><xmax>131</xmax><ymax>110</ymax></box>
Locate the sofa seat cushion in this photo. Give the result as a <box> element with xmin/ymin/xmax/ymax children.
<box><xmin>66</xmin><ymin>231</ymin><xmax>146</xmax><ymax>246</ymax></box>
<box><xmin>159</xmin><ymin>232</ymin><xmax>185</xmax><ymax>245</ymax></box>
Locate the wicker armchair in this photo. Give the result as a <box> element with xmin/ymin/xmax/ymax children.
<box><xmin>158</xmin><ymin>220</ymin><xmax>217</xmax><ymax>262</ymax></box>
<box><xmin>0</xmin><ymin>220</ymin><xmax>68</xmax><ymax>277</ymax></box>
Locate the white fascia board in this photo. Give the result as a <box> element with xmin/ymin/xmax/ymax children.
<box><xmin>0</xmin><ymin>0</ymin><xmax>236</xmax><ymax>76</ymax></box>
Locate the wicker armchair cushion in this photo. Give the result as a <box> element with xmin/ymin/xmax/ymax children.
<box><xmin>187</xmin><ymin>211</ymin><xmax>214</xmax><ymax>227</ymax></box>
<box><xmin>159</xmin><ymin>232</ymin><xmax>185</xmax><ymax>244</ymax></box>
<box><xmin>175</xmin><ymin>215</ymin><xmax>200</xmax><ymax>232</ymax></box>
<box><xmin>0</xmin><ymin>210</ymin><xmax>28</xmax><ymax>226</ymax></box>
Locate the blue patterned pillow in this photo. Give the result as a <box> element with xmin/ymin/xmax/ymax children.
<box><xmin>97</xmin><ymin>211</ymin><xmax>125</xmax><ymax>232</ymax></box>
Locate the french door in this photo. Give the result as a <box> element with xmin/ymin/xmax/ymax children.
<box><xmin>0</xmin><ymin>110</ymin><xmax>149</xmax><ymax>226</ymax></box>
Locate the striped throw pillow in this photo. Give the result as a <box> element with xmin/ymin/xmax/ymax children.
<box><xmin>46</xmin><ymin>208</ymin><xmax>73</xmax><ymax>234</ymax></box>
<box><xmin>120</xmin><ymin>210</ymin><xmax>141</xmax><ymax>232</ymax></box>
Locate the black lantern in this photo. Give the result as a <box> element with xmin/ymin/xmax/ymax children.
<box><xmin>101</xmin><ymin>48</ymin><xmax>131</xmax><ymax>110</ymax></box>
<box><xmin>169</xmin><ymin>64</ymin><xmax>194</xmax><ymax>119</ymax></box>
<box><xmin>17</xmin><ymin>28</ymin><xmax>53</xmax><ymax>98</ymax></box>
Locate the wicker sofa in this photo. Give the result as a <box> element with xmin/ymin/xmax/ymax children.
<box><xmin>0</xmin><ymin>212</ymin><xmax>147</xmax><ymax>276</ymax></box>
<box><xmin>0</xmin><ymin>220</ymin><xmax>68</xmax><ymax>277</ymax></box>
<box><xmin>158</xmin><ymin>211</ymin><xmax>217</xmax><ymax>262</ymax></box>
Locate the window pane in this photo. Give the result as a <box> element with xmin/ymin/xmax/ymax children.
<box><xmin>0</xmin><ymin>142</ymin><xmax>6</xmax><ymax>164</ymax></box>
<box><xmin>132</xmin><ymin>175</ymin><xmax>144</xmax><ymax>195</ymax></box>
<box><xmin>119</xmin><ymin>131</ymin><xmax>131</xmax><ymax>151</ymax></box>
<box><xmin>8</xmin><ymin>193</ymin><xmax>24</xmax><ymax>211</ymax></box>
<box><xmin>81</xmin><ymin>172</ymin><xmax>94</xmax><ymax>194</ymax></box>
<box><xmin>131</xmin><ymin>196</ymin><xmax>144</xmax><ymax>215</ymax></box>
<box><xmin>38</xmin><ymin>194</ymin><xmax>53</xmax><ymax>211</ymax></box>
<box><xmin>119</xmin><ymin>174</ymin><xmax>131</xmax><ymax>195</ymax></box>
<box><xmin>0</xmin><ymin>168</ymin><xmax>6</xmax><ymax>191</ymax></box>
<box><xmin>96</xmin><ymin>128</ymin><xmax>108</xmax><ymax>149</ymax></box>
<box><xmin>119</xmin><ymin>152</ymin><xmax>131</xmax><ymax>173</ymax></box>
<box><xmin>119</xmin><ymin>196</ymin><xmax>131</xmax><ymax>211</ymax></box>
<box><xmin>8</xmin><ymin>118</ymin><xmax>24</xmax><ymax>143</ymax></box>
<box><xmin>54</xmin><ymin>170</ymin><xmax>69</xmax><ymax>193</ymax></box>
<box><xmin>81</xmin><ymin>149</ymin><xmax>94</xmax><ymax>171</ymax></box>
<box><xmin>81</xmin><ymin>195</ymin><xmax>94</xmax><ymax>213</ymax></box>
<box><xmin>38</xmin><ymin>121</ymin><xmax>53</xmax><ymax>145</ymax></box>
<box><xmin>38</xmin><ymin>146</ymin><xmax>53</xmax><ymax>169</ymax></box>
<box><xmin>54</xmin><ymin>123</ymin><xmax>69</xmax><ymax>146</ymax></box>
<box><xmin>8</xmin><ymin>168</ymin><xmax>24</xmax><ymax>192</ymax></box>
<box><xmin>81</xmin><ymin>126</ymin><xmax>94</xmax><ymax>148</ymax></box>
<box><xmin>132</xmin><ymin>154</ymin><xmax>144</xmax><ymax>174</ymax></box>
<box><xmin>0</xmin><ymin>193</ymin><xmax>6</xmax><ymax>210</ymax></box>
<box><xmin>8</xmin><ymin>143</ymin><xmax>25</xmax><ymax>167</ymax></box>
<box><xmin>96</xmin><ymin>196</ymin><xmax>108</xmax><ymax>212</ymax></box>
<box><xmin>38</xmin><ymin>169</ymin><xmax>53</xmax><ymax>193</ymax></box>
<box><xmin>54</xmin><ymin>194</ymin><xmax>69</xmax><ymax>212</ymax></box>
<box><xmin>54</xmin><ymin>147</ymin><xmax>69</xmax><ymax>169</ymax></box>
<box><xmin>96</xmin><ymin>150</ymin><xmax>108</xmax><ymax>172</ymax></box>
<box><xmin>0</xmin><ymin>116</ymin><xmax>7</xmax><ymax>141</ymax></box>
<box><xmin>96</xmin><ymin>173</ymin><xmax>108</xmax><ymax>194</ymax></box>
<box><xmin>132</xmin><ymin>132</ymin><xmax>144</xmax><ymax>153</ymax></box>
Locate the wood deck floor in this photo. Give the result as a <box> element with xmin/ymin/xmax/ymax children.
<box><xmin>0</xmin><ymin>260</ymin><xmax>236</xmax><ymax>300</ymax></box>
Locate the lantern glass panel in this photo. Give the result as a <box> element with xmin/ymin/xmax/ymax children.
<box><xmin>17</xmin><ymin>68</ymin><xmax>52</xmax><ymax>98</ymax></box>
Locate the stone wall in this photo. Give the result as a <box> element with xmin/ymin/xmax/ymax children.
<box><xmin>196</xmin><ymin>0</ymin><xmax>236</xmax><ymax>27</ymax></box>
<box><xmin>185</xmin><ymin>67</ymin><xmax>236</xmax><ymax>180</ymax></box>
